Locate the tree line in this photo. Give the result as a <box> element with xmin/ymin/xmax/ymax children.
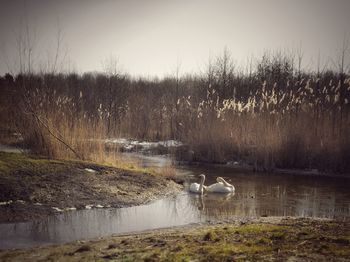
<box><xmin>0</xmin><ymin>50</ymin><xmax>349</xmax><ymax>173</ymax></box>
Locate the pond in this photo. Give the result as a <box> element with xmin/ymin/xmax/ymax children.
<box><xmin>0</xmin><ymin>153</ymin><xmax>349</xmax><ymax>249</ymax></box>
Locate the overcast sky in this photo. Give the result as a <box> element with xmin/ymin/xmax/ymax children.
<box><xmin>0</xmin><ymin>0</ymin><xmax>349</xmax><ymax>77</ymax></box>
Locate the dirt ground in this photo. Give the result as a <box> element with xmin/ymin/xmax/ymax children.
<box><xmin>0</xmin><ymin>152</ymin><xmax>182</xmax><ymax>223</ymax></box>
<box><xmin>0</xmin><ymin>217</ymin><xmax>349</xmax><ymax>261</ymax></box>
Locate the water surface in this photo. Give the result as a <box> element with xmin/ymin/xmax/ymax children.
<box><xmin>0</xmin><ymin>154</ymin><xmax>349</xmax><ymax>249</ymax></box>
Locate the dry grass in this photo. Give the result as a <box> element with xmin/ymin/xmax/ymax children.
<box><xmin>1</xmin><ymin>53</ymin><xmax>349</xmax><ymax>173</ymax></box>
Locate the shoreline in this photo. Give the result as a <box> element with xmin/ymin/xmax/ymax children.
<box><xmin>0</xmin><ymin>149</ymin><xmax>349</xmax><ymax>260</ymax></box>
<box><xmin>2</xmin><ymin>141</ymin><xmax>349</xmax><ymax>179</ymax></box>
<box><xmin>0</xmin><ymin>152</ymin><xmax>182</xmax><ymax>224</ymax></box>
<box><xmin>0</xmin><ymin>217</ymin><xmax>349</xmax><ymax>261</ymax></box>
<box><xmin>177</xmin><ymin>159</ymin><xmax>350</xmax><ymax>179</ymax></box>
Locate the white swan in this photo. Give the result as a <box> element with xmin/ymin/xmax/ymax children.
<box><xmin>206</xmin><ymin>176</ymin><xmax>235</xmax><ymax>193</ymax></box>
<box><xmin>189</xmin><ymin>174</ymin><xmax>206</xmax><ymax>194</ymax></box>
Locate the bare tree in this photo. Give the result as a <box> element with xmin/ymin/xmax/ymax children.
<box><xmin>11</xmin><ymin>9</ymin><xmax>82</xmax><ymax>159</ymax></box>
<box><xmin>15</xmin><ymin>17</ymin><xmax>36</xmax><ymax>74</ymax></box>
<box><xmin>102</xmin><ymin>55</ymin><xmax>120</xmax><ymax>76</ymax></box>
<box><xmin>336</xmin><ymin>34</ymin><xmax>349</xmax><ymax>134</ymax></box>
<box><xmin>296</xmin><ymin>42</ymin><xmax>304</xmax><ymax>79</ymax></box>
<box><xmin>170</xmin><ymin>58</ymin><xmax>182</xmax><ymax>139</ymax></box>
<box><xmin>46</xmin><ymin>19</ymin><xmax>68</xmax><ymax>74</ymax></box>
<box><xmin>215</xmin><ymin>47</ymin><xmax>235</xmax><ymax>99</ymax></box>
<box><xmin>101</xmin><ymin>55</ymin><xmax>123</xmax><ymax>135</ymax></box>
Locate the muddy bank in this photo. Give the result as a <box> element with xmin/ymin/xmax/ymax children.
<box><xmin>0</xmin><ymin>152</ymin><xmax>182</xmax><ymax>223</ymax></box>
<box><xmin>0</xmin><ymin>217</ymin><xmax>349</xmax><ymax>261</ymax></box>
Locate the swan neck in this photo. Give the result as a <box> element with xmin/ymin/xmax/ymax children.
<box><xmin>220</xmin><ymin>178</ymin><xmax>230</xmax><ymax>187</ymax></box>
<box><xmin>199</xmin><ymin>176</ymin><xmax>205</xmax><ymax>193</ymax></box>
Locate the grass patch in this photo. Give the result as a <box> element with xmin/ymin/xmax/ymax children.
<box><xmin>1</xmin><ymin>218</ymin><xmax>349</xmax><ymax>261</ymax></box>
<box><xmin>0</xmin><ymin>151</ymin><xmax>154</xmax><ymax>176</ymax></box>
<box><xmin>234</xmin><ymin>224</ymin><xmax>285</xmax><ymax>234</ymax></box>
<box><xmin>0</xmin><ymin>152</ymin><xmax>67</xmax><ymax>175</ymax></box>
<box><xmin>203</xmin><ymin>230</ymin><xmax>218</xmax><ymax>241</ymax></box>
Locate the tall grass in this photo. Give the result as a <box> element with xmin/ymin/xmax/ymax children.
<box><xmin>0</xmin><ymin>74</ymin><xmax>116</xmax><ymax>162</ymax></box>
<box><xmin>178</xmin><ymin>73</ymin><xmax>350</xmax><ymax>173</ymax></box>
<box><xmin>0</xmin><ymin>51</ymin><xmax>349</xmax><ymax>173</ymax></box>
<box><xmin>17</xmin><ymin>107</ymin><xmax>112</xmax><ymax>162</ymax></box>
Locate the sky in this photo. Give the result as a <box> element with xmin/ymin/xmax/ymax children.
<box><xmin>0</xmin><ymin>0</ymin><xmax>349</xmax><ymax>77</ymax></box>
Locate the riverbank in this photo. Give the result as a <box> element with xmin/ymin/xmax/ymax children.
<box><xmin>178</xmin><ymin>158</ymin><xmax>350</xmax><ymax>179</ymax></box>
<box><xmin>0</xmin><ymin>152</ymin><xmax>182</xmax><ymax>223</ymax></box>
<box><xmin>0</xmin><ymin>217</ymin><xmax>349</xmax><ymax>261</ymax></box>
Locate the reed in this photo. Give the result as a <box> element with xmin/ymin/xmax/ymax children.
<box><xmin>0</xmin><ymin>51</ymin><xmax>349</xmax><ymax>173</ymax></box>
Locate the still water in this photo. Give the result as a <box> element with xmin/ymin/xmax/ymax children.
<box><xmin>0</xmin><ymin>153</ymin><xmax>349</xmax><ymax>249</ymax></box>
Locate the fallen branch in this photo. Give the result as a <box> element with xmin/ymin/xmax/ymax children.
<box><xmin>21</xmin><ymin>92</ymin><xmax>83</xmax><ymax>160</ymax></box>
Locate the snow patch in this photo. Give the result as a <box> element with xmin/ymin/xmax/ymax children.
<box><xmin>64</xmin><ymin>207</ymin><xmax>77</xmax><ymax>211</ymax></box>
<box><xmin>85</xmin><ymin>168</ymin><xmax>96</xmax><ymax>173</ymax></box>
<box><xmin>105</xmin><ymin>138</ymin><xmax>183</xmax><ymax>153</ymax></box>
<box><xmin>0</xmin><ymin>200</ymin><xmax>13</xmax><ymax>206</ymax></box>
<box><xmin>52</xmin><ymin>207</ymin><xmax>63</xmax><ymax>212</ymax></box>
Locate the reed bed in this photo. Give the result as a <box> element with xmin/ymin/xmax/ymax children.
<box><xmin>0</xmin><ymin>52</ymin><xmax>349</xmax><ymax>173</ymax></box>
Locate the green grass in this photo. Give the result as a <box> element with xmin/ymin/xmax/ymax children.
<box><xmin>0</xmin><ymin>151</ymin><xmax>154</xmax><ymax>176</ymax></box>
<box><xmin>233</xmin><ymin>224</ymin><xmax>285</xmax><ymax>234</ymax></box>
<box><xmin>140</xmin><ymin>225</ymin><xmax>285</xmax><ymax>261</ymax></box>
<box><xmin>1</xmin><ymin>219</ymin><xmax>349</xmax><ymax>261</ymax></box>
<box><xmin>0</xmin><ymin>152</ymin><xmax>66</xmax><ymax>175</ymax></box>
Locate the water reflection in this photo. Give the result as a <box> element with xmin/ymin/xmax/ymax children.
<box><xmin>0</xmin><ymin>155</ymin><xmax>349</xmax><ymax>249</ymax></box>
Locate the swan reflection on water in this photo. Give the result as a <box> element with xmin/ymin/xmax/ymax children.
<box><xmin>192</xmin><ymin>191</ymin><xmax>236</xmax><ymax>211</ymax></box>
